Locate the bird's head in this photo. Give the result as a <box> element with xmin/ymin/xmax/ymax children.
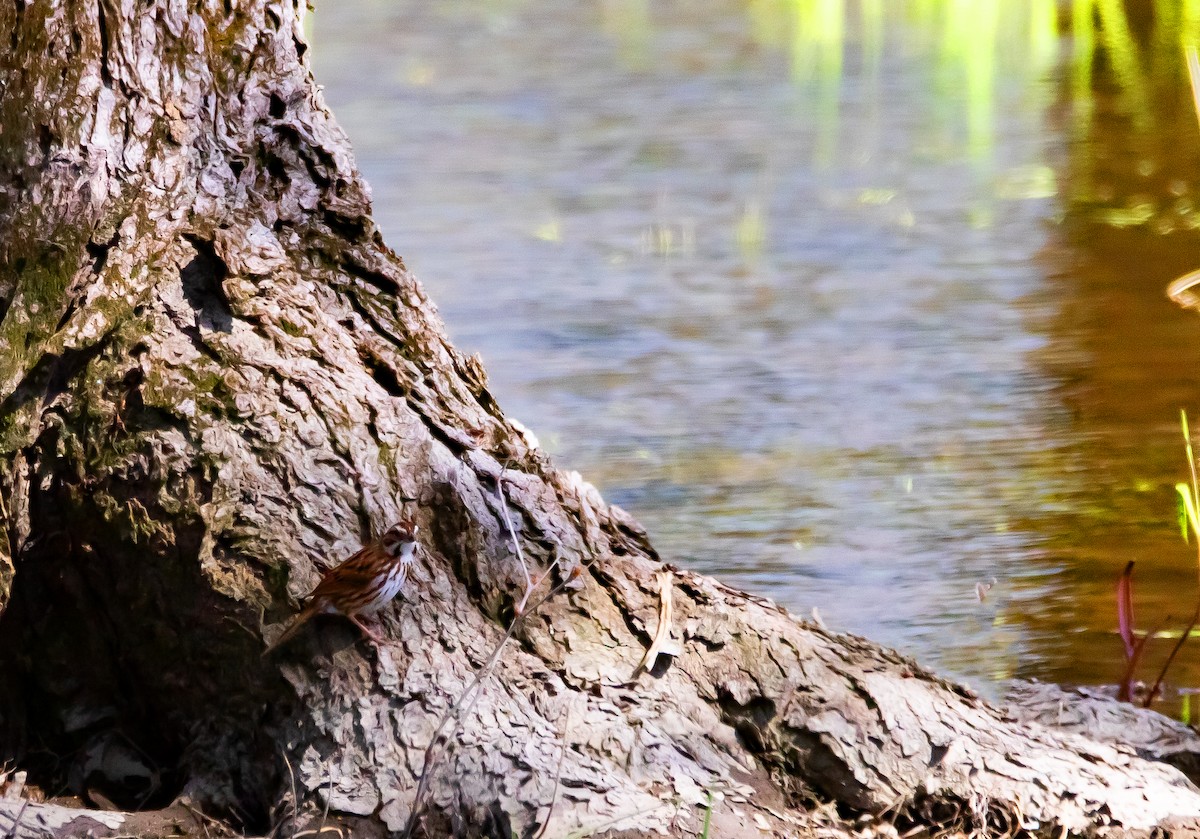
<box><xmin>381</xmin><ymin>520</ymin><xmax>419</xmax><ymax>560</ymax></box>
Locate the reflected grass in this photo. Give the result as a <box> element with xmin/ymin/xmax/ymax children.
<box><xmin>746</xmin><ymin>0</ymin><xmax>1059</xmax><ymax>169</ymax></box>
<box><xmin>740</xmin><ymin>1</ymin><xmax>1195</xmax><ymax>228</ymax></box>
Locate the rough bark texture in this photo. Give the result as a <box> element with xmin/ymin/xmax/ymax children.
<box><xmin>1004</xmin><ymin>680</ymin><xmax>1200</xmax><ymax>782</ymax></box>
<box><xmin>2</xmin><ymin>1</ymin><xmax>1200</xmax><ymax>837</ymax></box>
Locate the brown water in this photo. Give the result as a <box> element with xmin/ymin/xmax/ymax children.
<box><xmin>312</xmin><ymin>1</ymin><xmax>1200</xmax><ymax>702</ymax></box>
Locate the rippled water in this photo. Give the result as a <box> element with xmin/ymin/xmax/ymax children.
<box><xmin>313</xmin><ymin>1</ymin><xmax>1200</xmax><ymax>700</ymax></box>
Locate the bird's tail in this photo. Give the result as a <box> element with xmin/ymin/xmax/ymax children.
<box><xmin>262</xmin><ymin>604</ymin><xmax>319</xmax><ymax>657</ymax></box>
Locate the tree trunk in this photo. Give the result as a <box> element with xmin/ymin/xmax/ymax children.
<box><xmin>1</xmin><ymin>2</ymin><xmax>1199</xmax><ymax>837</ymax></box>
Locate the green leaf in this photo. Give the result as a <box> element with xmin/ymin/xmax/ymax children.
<box><xmin>1176</xmin><ymin>483</ymin><xmax>1200</xmax><ymax>542</ymax></box>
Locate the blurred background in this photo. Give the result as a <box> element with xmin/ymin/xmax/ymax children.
<box><xmin>312</xmin><ymin>1</ymin><xmax>1200</xmax><ymax>702</ymax></box>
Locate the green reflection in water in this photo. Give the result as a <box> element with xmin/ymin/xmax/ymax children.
<box><xmin>743</xmin><ymin>1</ymin><xmax>1060</xmax><ymax>176</ymax></box>
<box><xmin>602</xmin><ymin>0</ymin><xmax>651</xmax><ymax>70</ymax></box>
<box><xmin>789</xmin><ymin>0</ymin><xmax>845</xmax><ymax>166</ymax></box>
<box><xmin>1097</xmin><ymin>0</ymin><xmax>1150</xmax><ymax>130</ymax></box>
<box><xmin>1060</xmin><ymin>0</ymin><xmax>1200</xmax><ymax>233</ymax></box>
<box><xmin>861</xmin><ymin>0</ymin><xmax>883</xmax><ymax>82</ymax></box>
<box><xmin>753</xmin><ymin>1</ymin><xmax>1200</xmax><ymax>232</ymax></box>
<box><xmin>1071</xmin><ymin>0</ymin><xmax>1096</xmax><ymax>169</ymax></box>
<box><xmin>944</xmin><ymin>0</ymin><xmax>1000</xmax><ymax>162</ymax></box>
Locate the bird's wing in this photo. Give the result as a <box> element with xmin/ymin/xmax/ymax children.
<box><xmin>309</xmin><ymin>546</ymin><xmax>381</xmax><ymax>599</ymax></box>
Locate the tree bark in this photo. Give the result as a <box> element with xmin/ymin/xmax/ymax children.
<box><xmin>2</xmin><ymin>1</ymin><xmax>1199</xmax><ymax>837</ymax></box>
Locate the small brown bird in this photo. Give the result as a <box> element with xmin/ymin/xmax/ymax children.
<box><xmin>262</xmin><ymin>521</ymin><xmax>419</xmax><ymax>655</ymax></box>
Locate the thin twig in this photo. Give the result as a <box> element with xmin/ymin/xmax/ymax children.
<box><xmin>267</xmin><ymin>750</ymin><xmax>300</xmax><ymax>839</ymax></box>
<box><xmin>319</xmin><ymin>763</ymin><xmax>332</xmax><ymax>835</ymax></box>
<box><xmin>179</xmin><ymin>799</ymin><xmax>228</xmax><ymax>839</ymax></box>
<box><xmin>403</xmin><ymin>481</ymin><xmax>592</xmax><ymax>838</ymax></box>
<box><xmin>532</xmin><ymin>702</ymin><xmax>574</xmax><ymax>839</ymax></box>
<box><xmin>496</xmin><ymin>478</ymin><xmax>562</xmax><ymax>617</ymax></box>
<box><xmin>495</xmin><ymin>482</ymin><xmax>534</xmax><ymax>612</ymax></box>
<box><xmin>286</xmin><ymin>750</ymin><xmax>298</xmax><ymax>827</ymax></box>
<box><xmin>1144</xmin><ymin>604</ymin><xmax>1200</xmax><ymax>707</ymax></box>
<box><xmin>1118</xmin><ymin>615</ymin><xmax>1169</xmax><ymax>703</ymax></box>
<box><xmin>1</xmin><ymin>799</ymin><xmax>30</xmax><ymax>839</ymax></box>
<box><xmin>403</xmin><ymin>567</ymin><xmax>577</xmax><ymax>837</ymax></box>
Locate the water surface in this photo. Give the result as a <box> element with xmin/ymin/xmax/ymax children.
<box><xmin>312</xmin><ymin>1</ymin><xmax>1200</xmax><ymax>700</ymax></box>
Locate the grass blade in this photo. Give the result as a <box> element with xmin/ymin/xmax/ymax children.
<box><xmin>1178</xmin><ymin>483</ymin><xmax>1200</xmax><ymax>542</ymax></box>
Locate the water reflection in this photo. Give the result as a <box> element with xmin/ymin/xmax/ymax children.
<box><xmin>312</xmin><ymin>1</ymin><xmax>1200</xmax><ymax>700</ymax></box>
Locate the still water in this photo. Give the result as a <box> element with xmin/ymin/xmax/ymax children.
<box><xmin>313</xmin><ymin>2</ymin><xmax>1200</xmax><ymax>700</ymax></box>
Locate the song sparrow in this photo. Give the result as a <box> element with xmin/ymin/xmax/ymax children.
<box><xmin>262</xmin><ymin>521</ymin><xmax>419</xmax><ymax>655</ymax></box>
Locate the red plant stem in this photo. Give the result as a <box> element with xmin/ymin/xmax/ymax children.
<box><xmin>1117</xmin><ymin>561</ymin><xmax>1136</xmax><ymax>661</ymax></box>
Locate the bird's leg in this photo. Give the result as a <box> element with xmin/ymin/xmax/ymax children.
<box><xmin>348</xmin><ymin>613</ymin><xmax>386</xmax><ymax>645</ymax></box>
